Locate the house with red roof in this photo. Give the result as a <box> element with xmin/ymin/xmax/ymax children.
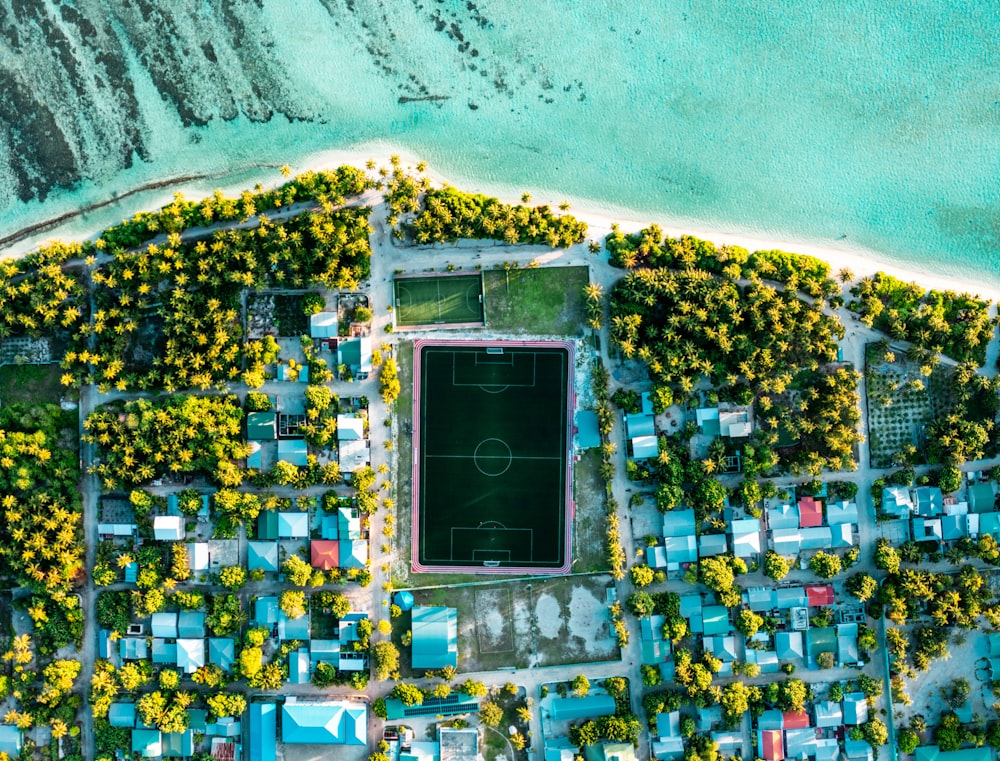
<box><xmin>311</xmin><ymin>540</ymin><xmax>340</xmax><ymax>571</ymax></box>
<box><xmin>798</xmin><ymin>496</ymin><xmax>823</xmax><ymax>528</ymax></box>
<box><xmin>805</xmin><ymin>585</ymin><xmax>835</xmax><ymax>607</ymax></box>
<box><xmin>759</xmin><ymin>729</ymin><xmax>784</xmax><ymax>761</ymax></box>
<box><xmin>782</xmin><ymin>710</ymin><xmax>811</xmax><ymax>730</ymax></box>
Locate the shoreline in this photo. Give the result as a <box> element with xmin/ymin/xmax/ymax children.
<box><xmin>4</xmin><ymin>143</ymin><xmax>1000</xmax><ymax>303</ymax></box>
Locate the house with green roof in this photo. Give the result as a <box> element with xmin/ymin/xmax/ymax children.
<box><xmin>970</xmin><ymin>482</ymin><xmax>997</xmax><ymax>514</ymax></box>
<box><xmin>915</xmin><ymin>748</ymin><xmax>993</xmax><ymax>761</ymax></box>
<box><xmin>281</xmin><ymin>698</ymin><xmax>367</xmax><ymax>745</ymax></box>
<box><xmin>411</xmin><ymin>606</ymin><xmax>458</xmax><ymax>670</ymax></box>
<box><xmin>247</xmin><ymin>411</ymin><xmax>277</xmax><ymax>441</ymax></box>
<box><xmin>248</xmin><ymin>540</ymin><xmax>279</xmax><ymax>572</ymax></box>
<box><xmin>547</xmin><ymin>694</ymin><xmax>617</xmax><ymax>722</ymax></box>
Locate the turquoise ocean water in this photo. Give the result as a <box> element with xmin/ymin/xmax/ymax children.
<box><xmin>1</xmin><ymin>0</ymin><xmax>998</xmax><ymax>282</ymax></box>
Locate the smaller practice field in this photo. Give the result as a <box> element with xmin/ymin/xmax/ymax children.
<box><xmin>394</xmin><ymin>273</ymin><xmax>484</xmax><ymax>328</ymax></box>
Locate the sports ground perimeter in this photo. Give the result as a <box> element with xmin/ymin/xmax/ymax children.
<box><xmin>411</xmin><ymin>339</ymin><xmax>574</xmax><ymax>574</ymax></box>
<box><xmin>393</xmin><ymin>273</ymin><xmax>485</xmax><ymax>329</ymax></box>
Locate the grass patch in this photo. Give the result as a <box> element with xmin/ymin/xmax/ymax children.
<box><xmin>483</xmin><ymin>265</ymin><xmax>589</xmax><ymax>335</ymax></box>
<box><xmin>573</xmin><ymin>449</ymin><xmax>611</xmax><ymax>573</ymax></box>
<box><xmin>393</xmin><ymin>341</ymin><xmax>415</xmax><ymax>588</ymax></box>
<box><xmin>0</xmin><ymin>364</ymin><xmax>66</xmax><ymax>406</ymax></box>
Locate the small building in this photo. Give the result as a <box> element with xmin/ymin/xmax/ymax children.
<box><xmin>696</xmin><ymin>408</ymin><xmax>721</xmax><ymax>437</ymax></box>
<box><xmin>768</xmin><ymin>504</ymin><xmax>800</xmax><ymax>531</ymax></box>
<box><xmin>119</xmin><ymin>638</ymin><xmax>148</xmax><ymax>661</ymax></box>
<box><xmin>339</xmin><ymin>438</ymin><xmax>371</xmax><ymax>474</ymax></box>
<box><xmin>258</xmin><ymin>510</ymin><xmax>278</xmax><ymax>540</ymax></box>
<box><xmin>826</xmin><ymin>501</ymin><xmax>859</xmax><ymax>525</ymax></box>
<box><xmin>278</xmin><ymin>512</ymin><xmax>309</xmax><ymax>539</ymax></box>
<box><xmin>631</xmin><ymin>435</ymin><xmax>659</xmax><ymax>459</ymax></box>
<box><xmin>209</xmin><ymin>638</ymin><xmax>235</xmax><ymax>671</ymax></box>
<box><xmin>132</xmin><ymin>729</ymin><xmax>163</xmax><ymax>758</ymax></box>
<box><xmin>337</xmin><ymin>414</ymin><xmax>365</xmax><ymax>441</ymax></box>
<box><xmin>969</xmin><ymin>482</ymin><xmax>997</xmax><ymax>514</ymax></box>
<box><xmin>719</xmin><ymin>409</ymin><xmax>752</xmax><ymax>438</ymax></box>
<box><xmin>188</xmin><ymin>542</ymin><xmax>209</xmax><ymax>572</ymax></box>
<box><xmin>798</xmin><ymin>496</ymin><xmax>823</xmax><ymax>528</ymax></box>
<box><xmin>915</xmin><ymin>486</ymin><xmax>945</xmax><ymax>516</ymax></box>
<box><xmin>176</xmin><ymin>639</ymin><xmax>206</xmax><ymax>673</ymax></box>
<box><xmin>339</xmin><ymin>539</ymin><xmax>368</xmax><ymax>568</ymax></box>
<box><xmin>883</xmin><ymin>486</ymin><xmax>914</xmax><ymax>517</ymax></box>
<box><xmin>702</xmin><ymin>606</ymin><xmax>729</xmax><ymax>636</ymax></box>
<box><xmin>814</xmin><ymin>701</ymin><xmax>843</xmax><ymax>728</ymax></box>
<box><xmin>177</xmin><ymin>611</ymin><xmax>206</xmax><ymax>638</ymax></box>
<box><xmin>311</xmin><ymin>540</ymin><xmax>340</xmax><ymax>570</ymax></box>
<box><xmin>411</xmin><ymin>606</ymin><xmax>458</xmax><ymax>670</ymax></box>
<box><xmin>0</xmin><ymin>726</ymin><xmax>21</xmax><ymax>759</ymax></box>
<box><xmin>548</xmin><ymin>694</ymin><xmax>617</xmax><ymax>722</ymax></box>
<box><xmin>699</xmin><ymin>534</ymin><xmax>728</xmax><ymax>558</ymax></box>
<box><xmin>277</xmin><ymin>439</ymin><xmax>309</xmax><ymax>468</ymax></box>
<box><xmin>440</xmin><ymin>728</ymin><xmax>480</xmax><ymax>761</ymax></box>
<box><xmin>663</xmin><ymin>509</ymin><xmax>696</xmax><ymax>538</ymax></box>
<box><xmin>281</xmin><ymin>698</ymin><xmax>367</xmax><ymax>745</ymax></box>
<box><xmin>248</xmin><ymin>541</ymin><xmax>280</xmax><ymax>572</ymax></box>
<box><xmin>153</xmin><ymin>515</ymin><xmax>184</xmax><ymax>542</ymax></box>
<box><xmin>108</xmin><ymin>703</ymin><xmax>137</xmax><ymax>728</ymax></box>
<box><xmin>151</xmin><ymin>612</ymin><xmax>178</xmax><ymax>639</ymax></box>
<box><xmin>914</xmin><ymin>748</ymin><xmax>994</xmax><ymax>761</ymax></box>
<box><xmin>575</xmin><ymin>410</ymin><xmax>601</xmax><ymax>450</ymax></box>
<box><xmin>775</xmin><ymin>631</ymin><xmax>804</xmax><ymax>660</ymax></box>
<box><xmin>805</xmin><ymin>586</ymin><xmax>834</xmax><ymax>607</ymax></box>
<box><xmin>731</xmin><ymin>519</ymin><xmax>762</xmax><ymax>558</ymax></box>
<box><xmin>339</xmin><ymin>337</ymin><xmax>373</xmax><ymax>378</ymax></box>
<box><xmin>842</xmin><ymin>693</ymin><xmax>869</xmax><ymax>725</ymax></box>
<box><xmin>247</xmin><ymin>411</ymin><xmax>277</xmax><ymax>441</ymax></box>
<box><xmin>310</xmin><ymin>312</ymin><xmax>338</xmax><ymax>339</ymax></box>
<box><xmin>758</xmin><ymin>729</ymin><xmax>784</xmax><ymax>761</ymax></box>
<box><xmin>249</xmin><ymin>703</ymin><xmax>277</xmax><ymax>761</ymax></box>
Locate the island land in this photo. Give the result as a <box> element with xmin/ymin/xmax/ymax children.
<box><xmin>0</xmin><ymin>156</ymin><xmax>998</xmax><ymax>761</ymax></box>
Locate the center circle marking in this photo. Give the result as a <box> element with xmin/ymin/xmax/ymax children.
<box><xmin>473</xmin><ymin>438</ymin><xmax>513</xmax><ymax>477</ymax></box>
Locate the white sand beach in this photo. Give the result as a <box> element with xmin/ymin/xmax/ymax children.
<box><xmin>5</xmin><ymin>142</ymin><xmax>1000</xmax><ymax>304</ymax></box>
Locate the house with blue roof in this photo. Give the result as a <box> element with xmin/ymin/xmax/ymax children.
<box><xmin>278</xmin><ymin>611</ymin><xmax>311</xmax><ymax>641</ymax></box>
<box><xmin>278</xmin><ymin>511</ymin><xmax>309</xmax><ymax>538</ymax></box>
<box><xmin>648</xmin><ymin>545</ymin><xmax>668</xmax><ymax>569</ymax></box>
<box><xmin>153</xmin><ymin>515</ymin><xmax>185</xmax><ymax>541</ymax></box>
<box><xmin>132</xmin><ymin>729</ymin><xmax>163</xmax><ymax>758</ymax></box>
<box><xmin>746</xmin><ymin>648</ymin><xmax>780</xmax><ymax>674</ymax></box>
<box><xmin>161</xmin><ymin>730</ymin><xmax>194</xmax><ymax>757</ymax></box>
<box><xmin>768</xmin><ymin>504</ymin><xmax>800</xmax><ymax>530</ymax></box>
<box><xmin>652</xmin><ymin>711</ymin><xmax>684</xmax><ymax>760</ymax></box>
<box><xmin>120</xmin><ymin>638</ymin><xmax>148</xmax><ymax>661</ymax></box>
<box><xmin>842</xmin><ymin>693</ymin><xmax>869</xmax><ymax>725</ymax></box>
<box><xmin>664</xmin><ymin>536</ymin><xmax>697</xmax><ymax>566</ymax></box>
<box><xmin>339</xmin><ymin>507</ymin><xmax>361</xmax><ymax>539</ymax></box>
<box><xmin>883</xmin><ymin>486</ymin><xmax>914</xmax><ymax>517</ymax></box>
<box><xmin>176</xmin><ymin>639</ymin><xmax>205</xmax><ymax>674</ymax></box>
<box><xmin>281</xmin><ymin>698</ymin><xmax>367</xmax><ymax>745</ymax></box>
<box><xmin>254</xmin><ymin>596</ymin><xmax>280</xmax><ymax>625</ymax></box>
<box><xmin>915</xmin><ymin>486</ymin><xmax>944</xmax><ymax>516</ymax></box>
<box><xmin>699</xmin><ymin>534</ymin><xmax>728</xmax><ymax>558</ymax></box>
<box><xmin>108</xmin><ymin>702</ymin><xmax>137</xmax><ymax>728</ymax></box>
<box><xmin>339</xmin><ymin>538</ymin><xmax>368</xmax><ymax>568</ymax></box>
<box><xmin>814</xmin><ymin>701</ymin><xmax>842</xmax><ymax>728</ymax></box>
<box><xmin>731</xmin><ymin>519</ymin><xmax>761</xmax><ymax>558</ymax></box>
<box><xmin>289</xmin><ymin>647</ymin><xmax>311</xmax><ymax>684</ymax></box>
<box><xmin>575</xmin><ymin>410</ymin><xmax>601</xmax><ymax>450</ymax></box>
<box><xmin>826</xmin><ymin>501</ymin><xmax>859</xmax><ymax>525</ymax></box>
<box><xmin>969</xmin><ymin>481</ymin><xmax>997</xmax><ymax>514</ymax></box>
<box><xmin>915</xmin><ymin>748</ymin><xmax>994</xmax><ymax>761</ymax></box>
<box><xmin>412</xmin><ymin>606</ymin><xmax>458</xmax><ymax>669</ymax></box>
<box><xmin>152</xmin><ymin>639</ymin><xmax>177</xmax><ymax>665</ymax></box>
<box><xmin>0</xmin><ymin>726</ymin><xmax>22</xmax><ymax>758</ymax></box>
<box><xmin>679</xmin><ymin>595</ymin><xmax>704</xmax><ymax>633</ymax></box>
<box><xmin>151</xmin><ymin>612</ymin><xmax>178</xmax><ymax>639</ymax></box>
<box><xmin>248</xmin><ymin>540</ymin><xmax>280</xmax><ymax>572</ymax></box>
<box><xmin>547</xmin><ymin>694</ymin><xmax>617</xmax><ymax>722</ymax></box>
<box><xmin>702</xmin><ymin>606</ymin><xmax>729</xmax><ymax>636</ymax></box>
<box><xmin>775</xmin><ymin>631</ymin><xmax>804</xmax><ymax>661</ymax></box>
<box><xmin>249</xmin><ymin>703</ymin><xmax>277</xmax><ymax>761</ymax></box>
<box><xmin>844</xmin><ymin>738</ymin><xmax>874</xmax><ymax>761</ymax></box>
<box><xmin>209</xmin><ymin>638</ymin><xmax>235</xmax><ymax>671</ymax></box>
<box><xmin>177</xmin><ymin>611</ymin><xmax>205</xmax><ymax>638</ymax></box>
<box><xmin>662</xmin><ymin>509</ymin><xmax>696</xmax><ymax>538</ymax></box>
<box><xmin>123</xmin><ymin>561</ymin><xmax>138</xmax><ymax>584</ymax></box>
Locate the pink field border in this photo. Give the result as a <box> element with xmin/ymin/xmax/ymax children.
<box><xmin>393</xmin><ymin>271</ymin><xmax>485</xmax><ymax>331</ymax></box>
<box><xmin>411</xmin><ymin>338</ymin><xmax>575</xmax><ymax>576</ymax></box>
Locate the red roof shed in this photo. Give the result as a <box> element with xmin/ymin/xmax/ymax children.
<box><xmin>798</xmin><ymin>496</ymin><xmax>823</xmax><ymax>527</ymax></box>
<box><xmin>310</xmin><ymin>540</ymin><xmax>340</xmax><ymax>570</ymax></box>
<box><xmin>805</xmin><ymin>585</ymin><xmax>835</xmax><ymax>607</ymax></box>
<box><xmin>760</xmin><ymin>730</ymin><xmax>785</xmax><ymax>761</ymax></box>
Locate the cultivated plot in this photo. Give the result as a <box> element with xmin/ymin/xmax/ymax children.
<box><xmin>412</xmin><ymin>340</ymin><xmax>573</xmax><ymax>573</ymax></box>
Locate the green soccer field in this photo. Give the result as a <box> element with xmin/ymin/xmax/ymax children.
<box><xmin>414</xmin><ymin>342</ymin><xmax>571</xmax><ymax>572</ymax></box>
<box><xmin>394</xmin><ymin>275</ymin><xmax>484</xmax><ymax>326</ymax></box>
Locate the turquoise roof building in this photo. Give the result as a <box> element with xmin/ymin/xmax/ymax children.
<box><xmin>248</xmin><ymin>541</ymin><xmax>279</xmax><ymax>572</ymax></box>
<box><xmin>108</xmin><ymin>702</ymin><xmax>136</xmax><ymax>728</ymax></box>
<box><xmin>278</xmin><ymin>511</ymin><xmax>309</xmax><ymax>538</ymax></box>
<box><xmin>132</xmin><ymin>729</ymin><xmax>162</xmax><ymax>758</ymax></box>
<box><xmin>0</xmin><ymin>726</ymin><xmax>22</xmax><ymax>758</ymax></box>
<box><xmin>209</xmin><ymin>638</ymin><xmax>235</xmax><ymax>671</ymax></box>
<box><xmin>281</xmin><ymin>698</ymin><xmax>367</xmax><ymax>745</ymax></box>
<box><xmin>548</xmin><ymin>694</ymin><xmax>617</xmax><ymax>722</ymax></box>
<box><xmin>249</xmin><ymin>703</ymin><xmax>277</xmax><ymax>761</ymax></box>
<box><xmin>411</xmin><ymin>606</ymin><xmax>458</xmax><ymax>670</ymax></box>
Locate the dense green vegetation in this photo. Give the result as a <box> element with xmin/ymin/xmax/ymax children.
<box><xmin>605</xmin><ymin>225</ymin><xmax>840</xmax><ymax>299</ymax></box>
<box><xmin>849</xmin><ymin>272</ymin><xmax>995</xmax><ymax>365</ymax></box>
<box><xmin>408</xmin><ymin>186</ymin><xmax>587</xmax><ymax>247</ymax></box>
<box><xmin>84</xmin><ymin>395</ymin><xmax>247</xmax><ymax>489</ymax></box>
<box><xmin>97</xmin><ymin>166</ymin><xmax>372</xmax><ymax>251</ymax></box>
<box><xmin>0</xmin><ymin>403</ymin><xmax>82</xmax><ymax>594</ymax></box>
